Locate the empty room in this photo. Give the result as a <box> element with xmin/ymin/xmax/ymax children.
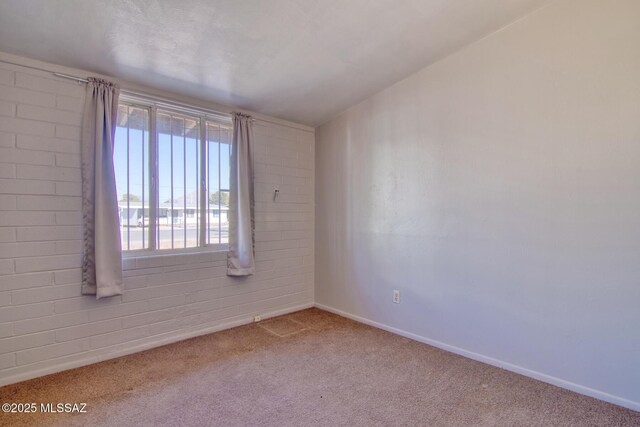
<box><xmin>0</xmin><ymin>0</ymin><xmax>639</xmax><ymax>425</ymax></box>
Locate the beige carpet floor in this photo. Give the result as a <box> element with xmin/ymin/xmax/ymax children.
<box><xmin>0</xmin><ymin>308</ymin><xmax>638</xmax><ymax>426</ymax></box>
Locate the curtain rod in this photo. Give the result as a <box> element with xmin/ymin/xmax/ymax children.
<box><xmin>53</xmin><ymin>72</ymin><xmax>88</xmax><ymax>83</ymax></box>
<box><xmin>0</xmin><ymin>58</ymin><xmax>313</xmax><ymax>132</ymax></box>
<box><xmin>51</xmin><ymin>72</ymin><xmax>230</xmax><ymax>122</ymax></box>
<box><xmin>51</xmin><ymin>70</ymin><xmax>230</xmax><ymax>122</ymax></box>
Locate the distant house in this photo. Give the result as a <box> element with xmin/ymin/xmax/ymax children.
<box><xmin>118</xmin><ymin>191</ymin><xmax>228</xmax><ymax>227</ymax></box>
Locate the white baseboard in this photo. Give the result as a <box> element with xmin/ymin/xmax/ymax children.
<box><xmin>0</xmin><ymin>302</ymin><xmax>314</xmax><ymax>388</ymax></box>
<box><xmin>5</xmin><ymin>300</ymin><xmax>638</xmax><ymax>413</ymax></box>
<box><xmin>314</xmin><ymin>303</ymin><xmax>640</xmax><ymax>413</ymax></box>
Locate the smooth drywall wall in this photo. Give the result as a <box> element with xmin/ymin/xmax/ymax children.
<box><xmin>315</xmin><ymin>0</ymin><xmax>640</xmax><ymax>410</ymax></box>
<box><xmin>0</xmin><ymin>53</ymin><xmax>314</xmax><ymax>386</ymax></box>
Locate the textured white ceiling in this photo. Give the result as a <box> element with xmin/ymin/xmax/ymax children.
<box><xmin>0</xmin><ymin>0</ymin><xmax>548</xmax><ymax>125</ymax></box>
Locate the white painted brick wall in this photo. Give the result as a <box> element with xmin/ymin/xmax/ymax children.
<box><xmin>0</xmin><ymin>60</ymin><xmax>314</xmax><ymax>385</ymax></box>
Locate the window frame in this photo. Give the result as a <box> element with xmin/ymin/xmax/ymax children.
<box><xmin>117</xmin><ymin>93</ymin><xmax>232</xmax><ymax>257</ymax></box>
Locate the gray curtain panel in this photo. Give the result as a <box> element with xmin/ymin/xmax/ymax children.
<box><xmin>227</xmin><ymin>113</ymin><xmax>256</xmax><ymax>276</ymax></box>
<box><xmin>80</xmin><ymin>78</ymin><xmax>123</xmax><ymax>299</ymax></box>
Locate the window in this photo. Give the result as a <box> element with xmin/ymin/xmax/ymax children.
<box><xmin>113</xmin><ymin>97</ymin><xmax>232</xmax><ymax>253</ymax></box>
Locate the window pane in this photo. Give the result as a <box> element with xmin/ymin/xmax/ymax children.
<box><xmin>185</xmin><ymin>121</ymin><xmax>201</xmax><ymax>249</ymax></box>
<box><xmin>207</xmin><ymin>123</ymin><xmax>219</xmax><ymax>245</ymax></box>
<box><xmin>220</xmin><ymin>128</ymin><xmax>231</xmax><ymax>191</ymax></box>
<box><xmin>219</xmin><ymin>127</ymin><xmax>231</xmax><ymax>245</ymax></box>
<box><xmin>157</xmin><ymin>111</ymin><xmax>202</xmax><ymax>250</ymax></box>
<box><xmin>114</xmin><ymin>105</ymin><xmax>150</xmax><ymax>251</ymax></box>
<box><xmin>219</xmin><ymin>190</ymin><xmax>230</xmax><ymax>244</ymax></box>
<box><xmin>206</xmin><ymin>122</ymin><xmax>231</xmax><ymax>246</ymax></box>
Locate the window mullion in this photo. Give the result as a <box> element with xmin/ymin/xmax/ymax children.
<box><xmin>218</xmin><ymin>129</ymin><xmax>221</xmax><ymax>244</ymax></box>
<box><xmin>141</xmin><ymin>109</ymin><xmax>146</xmax><ymax>249</ymax></box>
<box><xmin>148</xmin><ymin>106</ymin><xmax>158</xmax><ymax>251</ymax></box>
<box><xmin>183</xmin><ymin>120</ymin><xmax>187</xmax><ymax>249</ymax></box>
<box><xmin>207</xmin><ymin>127</ymin><xmax>211</xmax><ymax>245</ymax></box>
<box><xmin>170</xmin><ymin>118</ymin><xmax>174</xmax><ymax>250</ymax></box>
<box><xmin>199</xmin><ymin>118</ymin><xmax>207</xmax><ymax>248</ymax></box>
<box><xmin>126</xmin><ymin>107</ymin><xmax>131</xmax><ymax>251</ymax></box>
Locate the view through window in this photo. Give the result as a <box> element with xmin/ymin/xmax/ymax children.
<box><xmin>113</xmin><ymin>101</ymin><xmax>231</xmax><ymax>252</ymax></box>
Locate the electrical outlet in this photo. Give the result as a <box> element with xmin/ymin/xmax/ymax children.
<box><xmin>393</xmin><ymin>290</ymin><xmax>401</xmax><ymax>304</ymax></box>
<box><xmin>254</xmin><ymin>315</ymin><xmax>261</xmax><ymax>322</ymax></box>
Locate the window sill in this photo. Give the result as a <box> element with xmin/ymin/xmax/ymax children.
<box><xmin>122</xmin><ymin>245</ymin><xmax>229</xmax><ymax>260</ymax></box>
